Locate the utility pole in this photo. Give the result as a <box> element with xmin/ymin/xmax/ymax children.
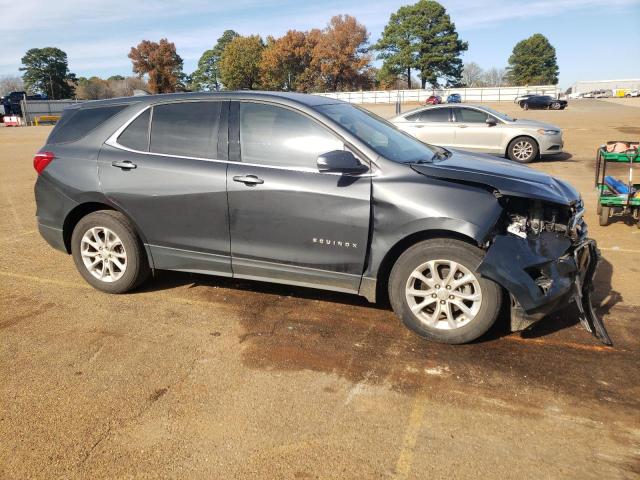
<box><xmin>49</xmin><ymin>72</ymin><xmax>54</xmax><ymax>99</ymax></box>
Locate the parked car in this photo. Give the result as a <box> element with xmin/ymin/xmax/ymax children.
<box><xmin>0</xmin><ymin>91</ymin><xmax>46</xmax><ymax>118</ymax></box>
<box><xmin>514</xmin><ymin>93</ymin><xmax>536</xmax><ymax>104</ymax></box>
<box><xmin>392</xmin><ymin>104</ymin><xmax>563</xmax><ymax>163</ymax></box>
<box><xmin>33</xmin><ymin>92</ymin><xmax>609</xmax><ymax>345</ymax></box>
<box><xmin>625</xmin><ymin>90</ymin><xmax>639</xmax><ymax>97</ymax></box>
<box><xmin>446</xmin><ymin>93</ymin><xmax>461</xmax><ymax>103</ymax></box>
<box><xmin>594</xmin><ymin>90</ymin><xmax>612</xmax><ymax>98</ymax></box>
<box><xmin>425</xmin><ymin>95</ymin><xmax>442</xmax><ymax>105</ymax></box>
<box><xmin>519</xmin><ymin>95</ymin><xmax>567</xmax><ymax>110</ymax></box>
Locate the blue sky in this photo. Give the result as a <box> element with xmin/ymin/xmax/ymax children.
<box><xmin>1</xmin><ymin>0</ymin><xmax>639</xmax><ymax>88</ymax></box>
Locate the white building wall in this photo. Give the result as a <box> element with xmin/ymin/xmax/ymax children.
<box><xmin>571</xmin><ymin>79</ymin><xmax>640</xmax><ymax>94</ymax></box>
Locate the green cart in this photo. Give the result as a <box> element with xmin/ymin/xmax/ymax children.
<box><xmin>595</xmin><ymin>142</ymin><xmax>639</xmax><ymax>227</ymax></box>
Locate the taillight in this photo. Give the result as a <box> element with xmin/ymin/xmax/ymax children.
<box><xmin>33</xmin><ymin>151</ymin><xmax>55</xmax><ymax>174</ymax></box>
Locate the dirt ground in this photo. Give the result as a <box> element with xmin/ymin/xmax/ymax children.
<box><xmin>0</xmin><ymin>98</ymin><xmax>639</xmax><ymax>479</ymax></box>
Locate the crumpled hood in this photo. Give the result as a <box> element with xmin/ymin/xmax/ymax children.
<box><xmin>411</xmin><ymin>149</ymin><xmax>580</xmax><ymax>206</ymax></box>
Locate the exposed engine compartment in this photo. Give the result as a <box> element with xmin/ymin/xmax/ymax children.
<box><xmin>497</xmin><ymin>195</ymin><xmax>586</xmax><ymax>242</ymax></box>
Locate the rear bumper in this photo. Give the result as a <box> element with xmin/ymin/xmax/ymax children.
<box><xmin>37</xmin><ymin>222</ymin><xmax>66</xmax><ymax>253</ymax></box>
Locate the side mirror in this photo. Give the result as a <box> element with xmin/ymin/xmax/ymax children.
<box><xmin>486</xmin><ymin>117</ymin><xmax>497</xmax><ymax>127</ymax></box>
<box><xmin>317</xmin><ymin>150</ymin><xmax>368</xmax><ymax>174</ymax></box>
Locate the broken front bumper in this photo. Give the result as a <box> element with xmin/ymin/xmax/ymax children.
<box><xmin>477</xmin><ymin>233</ymin><xmax>612</xmax><ymax>345</ymax></box>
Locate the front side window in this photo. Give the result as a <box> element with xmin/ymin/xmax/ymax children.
<box><xmin>455</xmin><ymin>108</ymin><xmax>489</xmax><ymax>123</ymax></box>
<box><xmin>150</xmin><ymin>102</ymin><xmax>222</xmax><ymax>159</ymax></box>
<box><xmin>240</xmin><ymin>102</ymin><xmax>343</xmax><ymax>168</ymax></box>
<box><xmin>316</xmin><ymin>103</ymin><xmax>436</xmax><ymax>163</ymax></box>
<box><xmin>406</xmin><ymin>108</ymin><xmax>450</xmax><ymax>123</ymax></box>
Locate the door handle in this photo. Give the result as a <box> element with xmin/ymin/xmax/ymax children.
<box><xmin>233</xmin><ymin>175</ymin><xmax>264</xmax><ymax>185</ymax></box>
<box><xmin>413</xmin><ymin>125</ymin><xmax>424</xmax><ymax>128</ymax></box>
<box><xmin>457</xmin><ymin>124</ymin><xmax>468</xmax><ymax>128</ymax></box>
<box><xmin>112</xmin><ymin>160</ymin><xmax>137</xmax><ymax>170</ymax></box>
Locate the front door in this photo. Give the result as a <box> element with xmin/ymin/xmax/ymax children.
<box><xmin>452</xmin><ymin>107</ymin><xmax>505</xmax><ymax>154</ymax></box>
<box><xmin>99</xmin><ymin>100</ymin><xmax>232</xmax><ymax>275</ymax></box>
<box><xmin>226</xmin><ymin>101</ymin><xmax>371</xmax><ymax>293</ymax></box>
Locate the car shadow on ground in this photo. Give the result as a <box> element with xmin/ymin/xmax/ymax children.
<box><xmin>134</xmin><ymin>255</ymin><xmax>621</xmax><ymax>344</ymax></box>
<box><xmin>541</xmin><ymin>152</ymin><xmax>573</xmax><ymax>162</ymax></box>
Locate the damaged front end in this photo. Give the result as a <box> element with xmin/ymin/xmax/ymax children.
<box><xmin>478</xmin><ymin>196</ymin><xmax>612</xmax><ymax>345</ymax></box>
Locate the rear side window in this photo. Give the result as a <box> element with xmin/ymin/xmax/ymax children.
<box><xmin>406</xmin><ymin>108</ymin><xmax>450</xmax><ymax>122</ymax></box>
<box><xmin>47</xmin><ymin>105</ymin><xmax>127</xmax><ymax>144</ymax></box>
<box><xmin>118</xmin><ymin>109</ymin><xmax>150</xmax><ymax>151</ymax></box>
<box><xmin>150</xmin><ymin>102</ymin><xmax>222</xmax><ymax>159</ymax></box>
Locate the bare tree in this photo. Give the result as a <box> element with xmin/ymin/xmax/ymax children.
<box><xmin>0</xmin><ymin>75</ymin><xmax>25</xmax><ymax>96</ymax></box>
<box><xmin>462</xmin><ymin>62</ymin><xmax>484</xmax><ymax>87</ymax></box>
<box><xmin>483</xmin><ymin>67</ymin><xmax>508</xmax><ymax>87</ymax></box>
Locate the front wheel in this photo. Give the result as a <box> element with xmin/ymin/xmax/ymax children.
<box><xmin>389</xmin><ymin>239</ymin><xmax>502</xmax><ymax>344</ymax></box>
<box><xmin>71</xmin><ymin>210</ymin><xmax>150</xmax><ymax>293</ymax></box>
<box><xmin>507</xmin><ymin>136</ymin><xmax>538</xmax><ymax>163</ymax></box>
<box><xmin>551</xmin><ymin>101</ymin><xmax>562</xmax><ymax>110</ymax></box>
<box><xmin>521</xmin><ymin>102</ymin><xmax>529</xmax><ymax>110</ymax></box>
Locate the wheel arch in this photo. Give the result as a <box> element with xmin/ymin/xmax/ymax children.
<box><xmin>62</xmin><ymin>202</ymin><xmax>155</xmax><ymax>270</ymax></box>
<box><xmin>372</xmin><ymin>229</ymin><xmax>480</xmax><ymax>305</ymax></box>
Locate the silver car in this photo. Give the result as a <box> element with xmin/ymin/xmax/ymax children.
<box><xmin>391</xmin><ymin>105</ymin><xmax>563</xmax><ymax>163</ymax></box>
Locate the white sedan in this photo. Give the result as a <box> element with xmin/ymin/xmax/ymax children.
<box><xmin>391</xmin><ymin>104</ymin><xmax>564</xmax><ymax>163</ymax></box>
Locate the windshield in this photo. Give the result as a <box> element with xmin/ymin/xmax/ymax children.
<box><xmin>478</xmin><ymin>106</ymin><xmax>515</xmax><ymax>122</ymax></box>
<box><xmin>315</xmin><ymin>103</ymin><xmax>437</xmax><ymax>163</ymax></box>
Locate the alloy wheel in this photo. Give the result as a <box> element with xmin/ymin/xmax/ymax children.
<box><xmin>512</xmin><ymin>140</ymin><xmax>534</xmax><ymax>161</ymax></box>
<box><xmin>80</xmin><ymin>226</ymin><xmax>127</xmax><ymax>282</ymax></box>
<box><xmin>405</xmin><ymin>259</ymin><xmax>482</xmax><ymax>330</ymax></box>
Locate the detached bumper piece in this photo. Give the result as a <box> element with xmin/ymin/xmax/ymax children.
<box><xmin>573</xmin><ymin>241</ymin><xmax>613</xmax><ymax>346</ymax></box>
<box><xmin>478</xmin><ymin>234</ymin><xmax>612</xmax><ymax>345</ymax></box>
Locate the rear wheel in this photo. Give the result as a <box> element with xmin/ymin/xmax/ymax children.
<box><xmin>71</xmin><ymin>210</ymin><xmax>150</xmax><ymax>293</ymax></box>
<box><xmin>508</xmin><ymin>136</ymin><xmax>538</xmax><ymax>163</ymax></box>
<box><xmin>599</xmin><ymin>206</ymin><xmax>611</xmax><ymax>226</ymax></box>
<box><xmin>389</xmin><ymin>239</ymin><xmax>502</xmax><ymax>344</ymax></box>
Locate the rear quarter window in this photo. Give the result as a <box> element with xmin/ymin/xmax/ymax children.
<box><xmin>47</xmin><ymin>104</ymin><xmax>127</xmax><ymax>144</ymax></box>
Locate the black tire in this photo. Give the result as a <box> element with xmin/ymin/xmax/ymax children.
<box><xmin>599</xmin><ymin>206</ymin><xmax>611</xmax><ymax>226</ymax></box>
<box><xmin>388</xmin><ymin>239</ymin><xmax>502</xmax><ymax>344</ymax></box>
<box><xmin>522</xmin><ymin>102</ymin><xmax>529</xmax><ymax>110</ymax></box>
<box><xmin>507</xmin><ymin>136</ymin><xmax>539</xmax><ymax>163</ymax></box>
<box><xmin>71</xmin><ymin>210</ymin><xmax>150</xmax><ymax>293</ymax></box>
<box><xmin>551</xmin><ymin>101</ymin><xmax>561</xmax><ymax>110</ymax></box>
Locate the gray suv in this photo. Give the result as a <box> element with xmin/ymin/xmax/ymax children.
<box><xmin>33</xmin><ymin>92</ymin><xmax>610</xmax><ymax>345</ymax></box>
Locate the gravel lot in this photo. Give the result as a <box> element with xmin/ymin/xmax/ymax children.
<box><xmin>1</xmin><ymin>98</ymin><xmax>639</xmax><ymax>479</ymax></box>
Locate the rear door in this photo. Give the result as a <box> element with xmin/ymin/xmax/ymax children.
<box><xmin>226</xmin><ymin>101</ymin><xmax>371</xmax><ymax>292</ymax></box>
<box><xmin>452</xmin><ymin>107</ymin><xmax>504</xmax><ymax>154</ymax></box>
<box><xmin>99</xmin><ymin>100</ymin><xmax>232</xmax><ymax>275</ymax></box>
<box><xmin>396</xmin><ymin>107</ymin><xmax>454</xmax><ymax>147</ymax></box>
